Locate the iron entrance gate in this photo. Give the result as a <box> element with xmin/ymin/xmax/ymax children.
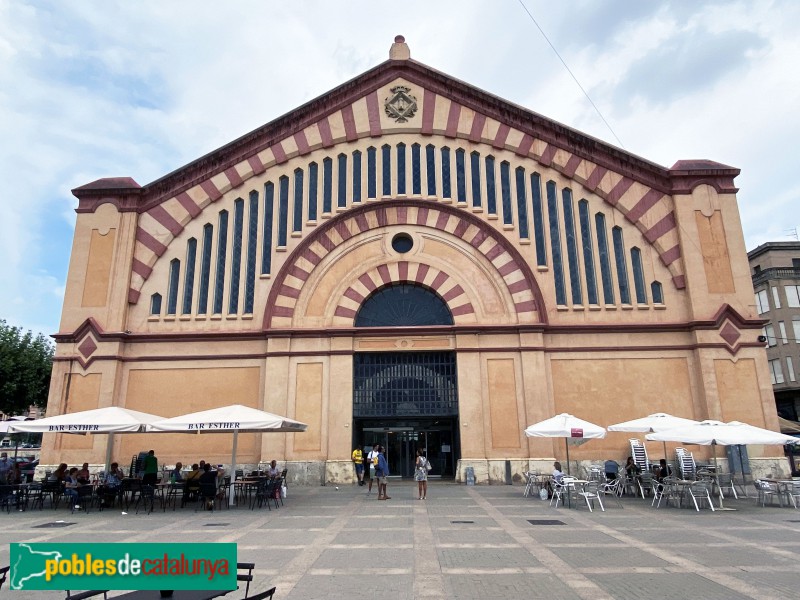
<box><xmin>353</xmin><ymin>351</ymin><xmax>459</xmax><ymax>477</ymax></box>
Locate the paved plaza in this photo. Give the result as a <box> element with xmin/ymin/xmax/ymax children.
<box><xmin>1</xmin><ymin>481</ymin><xmax>799</xmax><ymax>599</ymax></box>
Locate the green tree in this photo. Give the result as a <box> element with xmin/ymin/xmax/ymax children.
<box><xmin>0</xmin><ymin>320</ymin><xmax>54</xmax><ymax>416</ymax></box>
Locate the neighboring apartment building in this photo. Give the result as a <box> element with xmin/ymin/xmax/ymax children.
<box><xmin>748</xmin><ymin>241</ymin><xmax>800</xmax><ymax>421</ymax></box>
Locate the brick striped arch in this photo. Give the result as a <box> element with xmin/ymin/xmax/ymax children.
<box><xmin>119</xmin><ymin>68</ymin><xmax>704</xmax><ymax>304</ymax></box>
<box><xmin>333</xmin><ymin>262</ymin><xmax>474</xmax><ymax>325</ymax></box>
<box><xmin>262</xmin><ymin>200</ymin><xmax>546</xmax><ymax>329</ymax></box>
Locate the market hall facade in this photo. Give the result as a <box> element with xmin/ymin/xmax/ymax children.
<box><xmin>43</xmin><ymin>37</ymin><xmax>784</xmax><ymax>482</ymax></box>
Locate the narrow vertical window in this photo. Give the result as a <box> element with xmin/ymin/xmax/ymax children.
<box><xmin>307</xmin><ymin>162</ymin><xmax>318</xmax><ymax>221</ymax></box>
<box><xmin>277</xmin><ymin>176</ymin><xmax>289</xmax><ymax>247</ymax></box>
<box><xmin>322</xmin><ymin>157</ymin><xmax>333</xmax><ymax>213</ymax></box>
<box><xmin>530</xmin><ymin>173</ymin><xmax>546</xmax><ymax>266</ymax></box>
<box><xmin>578</xmin><ymin>200</ymin><xmax>597</xmax><ymax>305</ymax></box>
<box><xmin>411</xmin><ymin>143</ymin><xmax>421</xmax><ymax>195</ymax></box>
<box><xmin>470</xmin><ymin>151</ymin><xmax>482</xmax><ymax>208</ymax></box>
<box><xmin>515</xmin><ymin>167</ymin><xmax>529</xmax><ymax>239</ymax></box>
<box><xmin>547</xmin><ymin>181</ymin><xmax>566</xmax><ymax>305</ymax></box>
<box><xmin>426</xmin><ymin>144</ymin><xmax>436</xmax><ymax>195</ymax></box>
<box><xmin>500</xmin><ymin>161</ymin><xmax>513</xmax><ymax>225</ymax></box>
<box><xmin>150</xmin><ymin>293</ymin><xmax>162</xmax><ymax>316</ymax></box>
<box><xmin>229</xmin><ymin>198</ymin><xmax>244</xmax><ymax>314</ymax></box>
<box><xmin>396</xmin><ymin>143</ymin><xmax>406</xmax><ymax>195</ymax></box>
<box><xmin>382</xmin><ymin>144</ymin><xmax>391</xmax><ymax>196</ymax></box>
<box><xmin>561</xmin><ymin>188</ymin><xmax>582</xmax><ymax>304</ymax></box>
<box><xmin>612</xmin><ymin>226</ymin><xmax>631</xmax><ymax>304</ymax></box>
<box><xmin>595</xmin><ymin>213</ymin><xmax>614</xmax><ymax>304</ymax></box>
<box><xmin>367</xmin><ymin>147</ymin><xmax>377</xmax><ymax>199</ymax></box>
<box><xmin>292</xmin><ymin>169</ymin><xmax>304</xmax><ymax>232</ymax></box>
<box><xmin>213</xmin><ymin>210</ymin><xmax>229</xmax><ymax>314</ymax></box>
<box><xmin>631</xmin><ymin>247</ymin><xmax>647</xmax><ymax>304</ymax></box>
<box><xmin>440</xmin><ymin>147</ymin><xmax>451</xmax><ymax>198</ymax></box>
<box><xmin>651</xmin><ymin>281</ymin><xmax>663</xmax><ymax>304</ymax></box>
<box><xmin>455</xmin><ymin>148</ymin><xmax>466</xmax><ymax>203</ymax></box>
<box><xmin>182</xmin><ymin>237</ymin><xmax>197</xmax><ymax>314</ymax></box>
<box><xmin>261</xmin><ymin>183</ymin><xmax>274</xmax><ymax>275</ymax></box>
<box><xmin>244</xmin><ymin>190</ymin><xmax>258</xmax><ymax>314</ymax></box>
<box><xmin>337</xmin><ymin>153</ymin><xmax>347</xmax><ymax>208</ymax></box>
<box><xmin>352</xmin><ymin>150</ymin><xmax>362</xmax><ymax>203</ymax></box>
<box><xmin>167</xmin><ymin>258</ymin><xmax>180</xmax><ymax>316</ymax></box>
<box><xmin>485</xmin><ymin>155</ymin><xmax>497</xmax><ymax>215</ymax></box>
<box><xmin>198</xmin><ymin>223</ymin><xmax>213</xmax><ymax>313</ymax></box>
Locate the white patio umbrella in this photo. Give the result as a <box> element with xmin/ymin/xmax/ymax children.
<box><xmin>0</xmin><ymin>416</ymin><xmax>33</xmax><ymax>460</ymax></box>
<box><xmin>8</xmin><ymin>407</ymin><xmax>165</xmax><ymax>473</ymax></box>
<box><xmin>647</xmin><ymin>420</ymin><xmax>799</xmax><ymax>507</ymax></box>
<box><xmin>524</xmin><ymin>413</ymin><xmax>606</xmax><ymax>475</ymax></box>
<box><xmin>608</xmin><ymin>412</ymin><xmax>701</xmax><ymax>464</ymax></box>
<box><xmin>146</xmin><ymin>404</ymin><xmax>307</xmax><ymax>505</ymax></box>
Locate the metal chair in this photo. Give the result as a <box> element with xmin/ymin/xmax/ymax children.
<box><xmin>550</xmin><ymin>477</ymin><xmax>569</xmax><ymax>508</ymax></box>
<box><xmin>784</xmin><ymin>481</ymin><xmax>800</xmax><ymax>509</ymax></box>
<box><xmin>577</xmin><ymin>481</ymin><xmax>605</xmax><ymax>512</ymax></box>
<box><xmin>754</xmin><ymin>480</ymin><xmax>782</xmax><ymax>507</ymax></box>
<box><xmin>0</xmin><ymin>565</ymin><xmax>8</xmax><ymax>590</ymax></box>
<box><xmin>688</xmin><ymin>481</ymin><xmax>715</xmax><ymax>511</ymax></box>
<box><xmin>638</xmin><ymin>472</ymin><xmax>656</xmax><ymax>498</ymax></box>
<box><xmin>64</xmin><ymin>591</ymin><xmax>108</xmax><ymax>599</ymax></box>
<box><xmin>523</xmin><ymin>472</ymin><xmax>541</xmax><ymax>498</ymax></box>
<box><xmin>716</xmin><ymin>473</ymin><xmax>738</xmax><ymax>500</ymax></box>
<box><xmin>246</xmin><ymin>588</ymin><xmax>276</xmax><ymax>600</ymax></box>
<box><xmin>599</xmin><ymin>477</ymin><xmax>623</xmax><ymax>508</ymax></box>
<box><xmin>237</xmin><ymin>562</ymin><xmax>255</xmax><ymax>598</ymax></box>
<box><xmin>134</xmin><ymin>485</ymin><xmax>156</xmax><ymax>515</ymax></box>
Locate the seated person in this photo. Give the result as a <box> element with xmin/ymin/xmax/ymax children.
<box><xmin>545</xmin><ymin>461</ymin><xmax>565</xmax><ymax>499</ymax></box>
<box><xmin>198</xmin><ymin>464</ymin><xmax>218</xmax><ymax>510</ymax></box>
<box><xmin>267</xmin><ymin>460</ymin><xmax>279</xmax><ymax>478</ymax></box>
<box><xmin>7</xmin><ymin>463</ymin><xmax>23</xmax><ymax>485</ymax></box>
<box><xmin>185</xmin><ymin>464</ymin><xmax>201</xmax><ymax>488</ymax></box>
<box><xmin>49</xmin><ymin>463</ymin><xmax>68</xmax><ymax>483</ymax></box>
<box><xmin>171</xmin><ymin>462</ymin><xmax>184</xmax><ymax>483</ymax></box>
<box><xmin>604</xmin><ymin>460</ymin><xmax>619</xmax><ymax>480</ymax></box>
<box><xmin>64</xmin><ymin>467</ymin><xmax>81</xmax><ymax>507</ymax></box>
<box><xmin>100</xmin><ymin>462</ymin><xmax>124</xmax><ymax>506</ymax></box>
<box><xmin>76</xmin><ymin>462</ymin><xmax>91</xmax><ymax>485</ymax></box>
<box><xmin>624</xmin><ymin>456</ymin><xmax>641</xmax><ymax>478</ymax></box>
<box><xmin>655</xmin><ymin>458</ymin><xmax>672</xmax><ymax>481</ymax></box>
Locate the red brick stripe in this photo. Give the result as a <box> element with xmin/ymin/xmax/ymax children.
<box><xmin>294</xmin><ymin>131</ymin><xmax>311</xmax><ymax>155</ymax></box>
<box><xmin>247</xmin><ymin>155</ymin><xmax>266</xmax><ymax>175</ymax></box>
<box><xmin>606</xmin><ymin>177</ymin><xmax>634</xmax><ymax>206</ymax></box>
<box><xmin>176</xmin><ymin>192</ymin><xmax>202</xmax><ymax>218</ymax></box>
<box><xmin>430</xmin><ymin>271</ymin><xmax>449</xmax><ymax>290</ymax></box>
<box><xmin>148</xmin><ymin>205</ymin><xmax>183</xmax><ymax>236</ymax></box>
<box><xmin>200</xmin><ymin>180</ymin><xmax>222</xmax><ymax>202</ymax></box>
<box><xmin>335</xmin><ymin>221</ymin><xmax>352</xmax><ymax>241</ymax></box>
<box><xmin>376</xmin><ymin>207</ymin><xmax>388</xmax><ymax>227</ymax></box>
<box><xmin>288</xmin><ymin>266</ymin><xmax>309</xmax><ymax>282</ymax></box>
<box><xmin>538</xmin><ymin>144</ymin><xmax>556</xmax><ymax>167</ymax></box>
<box><xmin>279</xmin><ymin>284</ymin><xmax>301</xmax><ymax>299</ymax></box>
<box><xmin>445</xmin><ymin>102</ymin><xmax>461</xmax><ymax>138</ymax></box>
<box><xmin>318</xmin><ymin>232</ymin><xmax>336</xmax><ymax>253</ymax></box>
<box><xmin>377</xmin><ymin>264</ymin><xmax>391</xmax><ymax>284</ymax></box>
<box><xmin>442</xmin><ymin>284</ymin><xmax>465</xmax><ymax>302</ymax></box>
<box><xmin>366</xmin><ymin>91</ymin><xmax>382</xmax><ymax>137</ymax></box>
<box><xmin>271</xmin><ymin>142</ymin><xmax>288</xmax><ymax>165</ymax></box>
<box><xmin>672</xmin><ymin>275</ymin><xmax>686</xmax><ymax>289</ymax></box>
<box><xmin>224</xmin><ymin>167</ymin><xmax>243</xmax><ymax>189</ymax></box>
<box><xmin>416</xmin><ymin>207</ymin><xmax>429</xmax><ymax>225</ymax></box>
<box><xmin>318</xmin><ymin>118</ymin><xmax>334</xmax><ymax>148</ymax></box>
<box><xmin>485</xmin><ymin>243</ymin><xmax>504</xmax><ymax>261</ymax></box>
<box><xmin>132</xmin><ymin>258</ymin><xmax>153</xmax><ymax>279</ymax></box>
<box><xmin>435</xmin><ymin>212</ymin><xmax>449</xmax><ymax>230</ymax></box>
<box><xmin>562</xmin><ymin>155</ymin><xmax>582</xmax><ymax>178</ymax></box>
<box><xmin>493</xmin><ymin>124</ymin><xmax>510</xmax><ymax>149</ymax></box>
<box><xmin>398</xmin><ymin>261</ymin><xmax>408</xmax><ymax>280</ymax></box>
<box><xmin>355</xmin><ymin>213</ymin><xmax>369</xmax><ymax>232</ymax></box>
<box><xmin>498</xmin><ymin>261</ymin><xmax>519</xmax><ymax>277</ymax></box>
<box><xmin>453</xmin><ymin>220</ymin><xmax>469</xmax><ymax>238</ymax></box>
<box><xmin>451</xmin><ymin>303</ymin><xmax>474</xmax><ymax>316</ymax></box>
<box><xmin>516</xmin><ymin>134</ymin><xmax>534</xmax><ymax>157</ymax></box>
<box><xmin>396</xmin><ymin>206</ymin><xmax>407</xmax><ymax>223</ymax></box>
<box><xmin>272</xmin><ymin>306</ymin><xmax>294</xmax><ymax>317</ymax></box>
<box><xmin>127</xmin><ymin>288</ymin><xmax>140</xmax><ymax>304</ymax></box>
<box><xmin>335</xmin><ymin>306</ymin><xmax>357</xmax><ymax>319</ymax></box>
<box><xmin>644</xmin><ymin>212</ymin><xmax>677</xmax><ymax>243</ymax></box>
<box><xmin>469</xmin><ymin>113</ymin><xmax>486</xmax><ymax>143</ymax></box>
<box><xmin>470</xmin><ymin>229</ymin><xmax>489</xmax><ymax>248</ymax></box>
<box><xmin>507</xmin><ymin>279</ymin><xmax>529</xmax><ymax>294</ymax></box>
<box><xmin>344</xmin><ymin>288</ymin><xmax>364</xmax><ymax>303</ymax></box>
<box><xmin>659</xmin><ymin>245</ymin><xmax>681</xmax><ymax>267</ymax></box>
<box><xmin>358</xmin><ymin>273</ymin><xmax>377</xmax><ymax>292</ymax></box>
<box><xmin>515</xmin><ymin>300</ymin><xmax>537</xmax><ymax>313</ymax></box>
<box><xmin>626</xmin><ymin>189</ymin><xmax>664</xmax><ymax>223</ymax></box>
<box><xmin>585</xmin><ymin>166</ymin><xmax>607</xmax><ymax>191</ymax></box>
<box><xmin>414</xmin><ymin>264</ymin><xmax>430</xmax><ymax>283</ymax></box>
<box><xmin>136</xmin><ymin>227</ymin><xmax>167</xmax><ymax>256</ymax></box>
<box><xmin>341</xmin><ymin>105</ymin><xmax>358</xmax><ymax>142</ymax></box>
<box><xmin>421</xmin><ymin>90</ymin><xmax>436</xmax><ymax>135</ymax></box>
<box><xmin>302</xmin><ymin>248</ymin><xmax>322</xmax><ymax>266</ymax></box>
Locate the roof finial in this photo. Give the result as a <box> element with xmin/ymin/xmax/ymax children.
<box><xmin>390</xmin><ymin>35</ymin><xmax>410</xmax><ymax>60</ymax></box>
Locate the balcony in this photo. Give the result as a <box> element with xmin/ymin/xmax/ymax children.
<box><xmin>752</xmin><ymin>267</ymin><xmax>800</xmax><ymax>287</ymax></box>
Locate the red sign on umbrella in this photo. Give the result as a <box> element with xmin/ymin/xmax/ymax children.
<box><xmin>570</xmin><ymin>428</ymin><xmax>584</xmax><ymax>438</ymax></box>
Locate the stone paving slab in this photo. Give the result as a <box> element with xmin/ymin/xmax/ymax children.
<box><xmin>1</xmin><ymin>481</ymin><xmax>799</xmax><ymax>599</ymax></box>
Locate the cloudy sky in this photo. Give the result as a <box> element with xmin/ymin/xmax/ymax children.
<box><xmin>1</xmin><ymin>0</ymin><xmax>798</xmax><ymax>337</ymax></box>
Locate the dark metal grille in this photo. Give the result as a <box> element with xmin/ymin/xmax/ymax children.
<box><xmin>355</xmin><ymin>284</ymin><xmax>453</xmax><ymax>327</ymax></box>
<box><xmin>353</xmin><ymin>352</ymin><xmax>458</xmax><ymax>418</ymax></box>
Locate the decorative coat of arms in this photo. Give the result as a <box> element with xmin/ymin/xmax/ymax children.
<box><xmin>384</xmin><ymin>86</ymin><xmax>418</xmax><ymax>123</ymax></box>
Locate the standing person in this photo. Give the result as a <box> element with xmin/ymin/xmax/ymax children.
<box><xmin>366</xmin><ymin>443</ymin><xmax>380</xmax><ymax>497</ymax></box>
<box><xmin>414</xmin><ymin>449</ymin><xmax>428</xmax><ymax>500</ymax></box>
<box><xmin>352</xmin><ymin>446</ymin><xmax>364</xmax><ymax>486</ymax></box>
<box><xmin>0</xmin><ymin>452</ymin><xmax>11</xmax><ymax>483</ymax></box>
<box><xmin>142</xmin><ymin>450</ymin><xmax>158</xmax><ymax>485</ymax></box>
<box><xmin>376</xmin><ymin>446</ymin><xmax>390</xmax><ymax>500</ymax></box>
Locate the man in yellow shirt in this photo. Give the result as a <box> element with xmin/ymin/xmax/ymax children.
<box><xmin>352</xmin><ymin>447</ymin><xmax>364</xmax><ymax>486</ymax></box>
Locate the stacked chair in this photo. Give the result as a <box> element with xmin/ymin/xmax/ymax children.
<box><xmin>675</xmin><ymin>447</ymin><xmax>696</xmax><ymax>479</ymax></box>
<box><xmin>629</xmin><ymin>439</ymin><xmax>650</xmax><ymax>473</ymax></box>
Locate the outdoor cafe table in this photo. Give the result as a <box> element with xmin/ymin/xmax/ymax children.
<box><xmin>760</xmin><ymin>478</ymin><xmax>796</xmax><ymax>506</ymax></box>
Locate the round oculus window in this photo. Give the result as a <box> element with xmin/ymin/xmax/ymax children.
<box><xmin>391</xmin><ymin>233</ymin><xmax>413</xmax><ymax>254</ymax></box>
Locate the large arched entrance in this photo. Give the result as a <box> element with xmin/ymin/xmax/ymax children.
<box><xmin>353</xmin><ymin>283</ymin><xmax>459</xmax><ymax>478</ymax></box>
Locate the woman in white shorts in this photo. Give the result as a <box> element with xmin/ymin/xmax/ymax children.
<box><xmin>414</xmin><ymin>449</ymin><xmax>428</xmax><ymax>500</ymax></box>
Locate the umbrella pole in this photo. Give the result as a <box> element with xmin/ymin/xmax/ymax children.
<box><xmin>663</xmin><ymin>441</ymin><xmax>668</xmax><ymax>467</ymax></box>
<box><xmin>713</xmin><ymin>443</ymin><xmax>723</xmax><ymax>509</ymax></box>
<box><xmin>229</xmin><ymin>431</ymin><xmax>239</xmax><ymax>507</ymax></box>
<box><xmin>104</xmin><ymin>433</ymin><xmax>114</xmax><ymax>475</ymax></box>
<box><xmin>565</xmin><ymin>438</ymin><xmax>571</xmax><ymax>475</ymax></box>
